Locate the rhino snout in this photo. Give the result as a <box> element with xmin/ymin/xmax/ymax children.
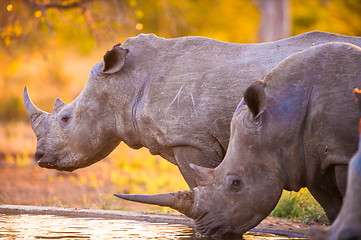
<box><xmin>35</xmin><ymin>149</ymin><xmax>45</xmax><ymax>163</ymax></box>
<box><xmin>35</xmin><ymin>149</ymin><xmax>57</xmax><ymax>169</ymax></box>
<box><xmin>37</xmin><ymin>157</ymin><xmax>55</xmax><ymax>169</ymax></box>
<box><xmin>196</xmin><ymin>222</ymin><xmax>242</xmax><ymax>240</ymax></box>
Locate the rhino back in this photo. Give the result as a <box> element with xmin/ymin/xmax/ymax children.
<box><xmin>263</xmin><ymin>42</ymin><xmax>361</xmax><ymax>189</ymax></box>
<box><xmin>120</xmin><ymin>33</ymin><xmax>361</xmax><ymax>167</ymax></box>
<box><xmin>304</xmin><ymin>43</ymin><xmax>361</xmax><ymax>182</ymax></box>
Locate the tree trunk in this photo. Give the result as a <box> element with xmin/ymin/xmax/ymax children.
<box><xmin>258</xmin><ymin>0</ymin><xmax>291</xmax><ymax>42</ymax></box>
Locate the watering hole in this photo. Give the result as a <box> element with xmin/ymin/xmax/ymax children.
<box><xmin>0</xmin><ymin>213</ymin><xmax>307</xmax><ymax>240</ymax></box>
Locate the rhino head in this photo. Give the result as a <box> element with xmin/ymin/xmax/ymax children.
<box><xmin>24</xmin><ymin>45</ymin><xmax>129</xmax><ymax>171</ymax></box>
<box><xmin>115</xmin><ymin>81</ymin><xmax>285</xmax><ymax>239</ymax></box>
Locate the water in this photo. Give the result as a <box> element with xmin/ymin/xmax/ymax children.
<box><xmin>0</xmin><ymin>214</ymin><xmax>305</xmax><ymax>239</ymax></box>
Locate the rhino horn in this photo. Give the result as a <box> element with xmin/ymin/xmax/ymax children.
<box><xmin>53</xmin><ymin>97</ymin><xmax>66</xmax><ymax>113</ymax></box>
<box><xmin>23</xmin><ymin>87</ymin><xmax>48</xmax><ymax>133</ymax></box>
<box><xmin>190</xmin><ymin>163</ymin><xmax>215</xmax><ymax>186</ymax></box>
<box><xmin>114</xmin><ymin>190</ymin><xmax>195</xmax><ymax>217</ymax></box>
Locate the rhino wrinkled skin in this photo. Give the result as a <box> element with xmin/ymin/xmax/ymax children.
<box><xmin>310</xmin><ymin>90</ymin><xmax>361</xmax><ymax>240</ymax></box>
<box><xmin>115</xmin><ymin>42</ymin><xmax>361</xmax><ymax>239</ymax></box>
<box><xmin>24</xmin><ymin>32</ymin><xmax>361</xmax><ymax>188</ymax></box>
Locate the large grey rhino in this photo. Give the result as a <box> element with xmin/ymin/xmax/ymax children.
<box><xmin>310</xmin><ymin>90</ymin><xmax>361</xmax><ymax>240</ymax></box>
<box><xmin>115</xmin><ymin>42</ymin><xmax>361</xmax><ymax>239</ymax></box>
<box><xmin>24</xmin><ymin>32</ymin><xmax>361</xmax><ymax>188</ymax></box>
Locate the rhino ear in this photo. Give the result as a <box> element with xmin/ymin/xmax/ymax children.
<box><xmin>190</xmin><ymin>163</ymin><xmax>215</xmax><ymax>186</ymax></box>
<box><xmin>53</xmin><ymin>97</ymin><xmax>66</xmax><ymax>113</ymax></box>
<box><xmin>102</xmin><ymin>44</ymin><xmax>129</xmax><ymax>74</ymax></box>
<box><xmin>353</xmin><ymin>88</ymin><xmax>361</xmax><ymax>112</ymax></box>
<box><xmin>244</xmin><ymin>80</ymin><xmax>267</xmax><ymax>119</ymax></box>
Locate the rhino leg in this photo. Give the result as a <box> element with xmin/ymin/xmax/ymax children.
<box><xmin>308</xmin><ymin>185</ymin><xmax>343</xmax><ymax>222</ymax></box>
<box><xmin>334</xmin><ymin>164</ymin><xmax>348</xmax><ymax>196</ymax></box>
<box><xmin>309</xmin><ymin>226</ymin><xmax>330</xmax><ymax>240</ymax></box>
<box><xmin>173</xmin><ymin>147</ymin><xmax>220</xmax><ymax>189</ymax></box>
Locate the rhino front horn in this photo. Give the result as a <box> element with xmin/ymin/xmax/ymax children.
<box><xmin>114</xmin><ymin>190</ymin><xmax>195</xmax><ymax>217</ymax></box>
<box><xmin>23</xmin><ymin>87</ymin><xmax>47</xmax><ymax>129</ymax></box>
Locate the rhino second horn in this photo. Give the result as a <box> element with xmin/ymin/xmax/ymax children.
<box><xmin>190</xmin><ymin>163</ymin><xmax>215</xmax><ymax>186</ymax></box>
<box><xmin>23</xmin><ymin>87</ymin><xmax>47</xmax><ymax>124</ymax></box>
<box><xmin>53</xmin><ymin>97</ymin><xmax>66</xmax><ymax>113</ymax></box>
<box><xmin>114</xmin><ymin>190</ymin><xmax>194</xmax><ymax>217</ymax></box>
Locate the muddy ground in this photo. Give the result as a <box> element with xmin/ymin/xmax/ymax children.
<box><xmin>0</xmin><ymin>159</ymin><xmax>327</xmax><ymax>237</ymax></box>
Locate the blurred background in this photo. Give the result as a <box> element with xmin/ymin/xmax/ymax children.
<box><xmin>1</xmin><ymin>0</ymin><xmax>360</xmax><ymax>221</ymax></box>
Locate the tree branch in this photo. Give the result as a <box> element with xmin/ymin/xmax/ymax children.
<box><xmin>23</xmin><ymin>0</ymin><xmax>92</xmax><ymax>10</ymax></box>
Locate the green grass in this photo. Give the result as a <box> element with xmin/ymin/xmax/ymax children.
<box><xmin>270</xmin><ymin>189</ymin><xmax>328</xmax><ymax>224</ymax></box>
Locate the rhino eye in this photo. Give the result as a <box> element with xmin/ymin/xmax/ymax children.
<box><xmin>226</xmin><ymin>176</ymin><xmax>244</xmax><ymax>191</ymax></box>
<box><xmin>232</xmin><ymin>180</ymin><xmax>241</xmax><ymax>186</ymax></box>
<box><xmin>60</xmin><ymin>111</ymin><xmax>71</xmax><ymax>126</ymax></box>
<box><xmin>62</xmin><ymin>116</ymin><xmax>70</xmax><ymax>123</ymax></box>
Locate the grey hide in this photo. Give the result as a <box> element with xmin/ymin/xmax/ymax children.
<box><xmin>24</xmin><ymin>31</ymin><xmax>361</xmax><ymax>189</ymax></box>
<box><xmin>310</xmin><ymin>90</ymin><xmax>361</xmax><ymax>240</ymax></box>
<box><xmin>114</xmin><ymin>42</ymin><xmax>361</xmax><ymax>239</ymax></box>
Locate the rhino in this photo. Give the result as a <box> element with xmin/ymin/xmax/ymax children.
<box><xmin>24</xmin><ymin>32</ymin><xmax>361</xmax><ymax>188</ymax></box>
<box><xmin>115</xmin><ymin>42</ymin><xmax>361</xmax><ymax>239</ymax></box>
<box><xmin>310</xmin><ymin>89</ymin><xmax>361</xmax><ymax>240</ymax></box>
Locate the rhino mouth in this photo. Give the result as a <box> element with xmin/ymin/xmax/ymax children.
<box><xmin>38</xmin><ymin>161</ymin><xmax>76</xmax><ymax>172</ymax></box>
<box><xmin>194</xmin><ymin>213</ymin><xmax>243</xmax><ymax>240</ymax></box>
<box><xmin>38</xmin><ymin>162</ymin><xmax>76</xmax><ymax>172</ymax></box>
<box><xmin>35</xmin><ymin>151</ymin><xmax>76</xmax><ymax>172</ymax></box>
<box><xmin>199</xmin><ymin>224</ymin><xmax>242</xmax><ymax>240</ymax></box>
<box><xmin>35</xmin><ymin>149</ymin><xmax>55</xmax><ymax>168</ymax></box>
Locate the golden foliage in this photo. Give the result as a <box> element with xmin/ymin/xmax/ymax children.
<box><xmin>109</xmin><ymin>143</ymin><xmax>188</xmax><ymax>194</ymax></box>
<box><xmin>1</xmin><ymin>0</ymin><xmax>361</xmax><ymax>215</ymax></box>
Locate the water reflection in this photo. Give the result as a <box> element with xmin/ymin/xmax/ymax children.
<box><xmin>0</xmin><ymin>214</ymin><xmax>195</xmax><ymax>239</ymax></box>
<box><xmin>0</xmin><ymin>214</ymin><xmax>306</xmax><ymax>239</ymax></box>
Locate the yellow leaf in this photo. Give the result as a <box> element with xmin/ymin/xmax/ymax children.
<box><xmin>135</xmin><ymin>23</ymin><xmax>143</xmax><ymax>31</ymax></box>
<box><xmin>6</xmin><ymin>4</ymin><xmax>13</xmax><ymax>12</ymax></box>
<box><xmin>34</xmin><ymin>10</ymin><xmax>42</xmax><ymax>18</ymax></box>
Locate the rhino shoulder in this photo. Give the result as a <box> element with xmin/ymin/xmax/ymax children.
<box><xmin>270</xmin><ymin>42</ymin><xmax>361</xmax><ymax>74</ymax></box>
<box><xmin>122</xmin><ymin>33</ymin><xmax>165</xmax><ymax>47</ymax></box>
<box><xmin>306</xmin><ymin>31</ymin><xmax>361</xmax><ymax>45</ymax></box>
<box><xmin>297</xmin><ymin>30</ymin><xmax>343</xmax><ymax>40</ymax></box>
<box><xmin>128</xmin><ymin>33</ymin><xmax>160</xmax><ymax>41</ymax></box>
<box><xmin>291</xmin><ymin>31</ymin><xmax>351</xmax><ymax>42</ymax></box>
<box><xmin>272</xmin><ymin>31</ymin><xmax>361</xmax><ymax>49</ymax></box>
<box><xmin>304</xmin><ymin>42</ymin><xmax>361</xmax><ymax>64</ymax></box>
<box><xmin>123</xmin><ymin>33</ymin><xmax>239</xmax><ymax>52</ymax></box>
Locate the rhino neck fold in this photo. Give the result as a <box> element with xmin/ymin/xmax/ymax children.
<box><xmin>88</xmin><ymin>64</ymin><xmax>145</xmax><ymax>150</ymax></box>
<box><xmin>265</xmin><ymin>88</ymin><xmax>312</xmax><ymax>192</ymax></box>
<box><xmin>264</xmin><ymin>47</ymin><xmax>335</xmax><ymax>191</ymax></box>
